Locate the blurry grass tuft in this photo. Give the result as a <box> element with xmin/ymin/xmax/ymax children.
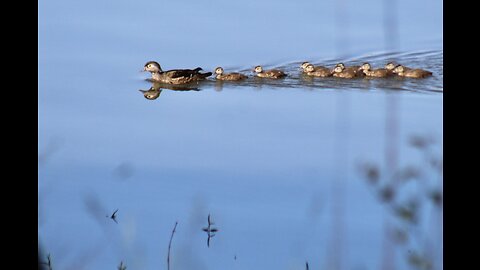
<box><xmin>358</xmin><ymin>133</ymin><xmax>442</xmax><ymax>269</ymax></box>
<box><xmin>407</xmin><ymin>251</ymin><xmax>433</xmax><ymax>270</ymax></box>
<box><xmin>117</xmin><ymin>261</ymin><xmax>127</xmax><ymax>270</ymax></box>
<box><xmin>40</xmin><ymin>253</ymin><xmax>52</xmax><ymax>270</ymax></box>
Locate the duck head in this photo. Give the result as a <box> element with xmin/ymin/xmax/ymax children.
<box><xmin>305</xmin><ymin>64</ymin><xmax>315</xmax><ymax>73</ymax></box>
<box><xmin>393</xmin><ymin>65</ymin><xmax>405</xmax><ymax>73</ymax></box>
<box><xmin>144</xmin><ymin>61</ymin><xmax>162</xmax><ymax>73</ymax></box>
<box><xmin>214</xmin><ymin>67</ymin><xmax>224</xmax><ymax>75</ymax></box>
<box><xmin>385</xmin><ymin>62</ymin><xmax>397</xmax><ymax>70</ymax></box>
<box><xmin>360</xmin><ymin>62</ymin><xmax>371</xmax><ymax>71</ymax></box>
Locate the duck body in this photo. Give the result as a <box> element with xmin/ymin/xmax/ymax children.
<box><xmin>335</xmin><ymin>63</ymin><xmax>364</xmax><ymax>77</ymax></box>
<box><xmin>399</xmin><ymin>68</ymin><xmax>432</xmax><ymax>78</ymax></box>
<box><xmin>363</xmin><ymin>68</ymin><xmax>391</xmax><ymax>78</ymax></box>
<box><xmin>393</xmin><ymin>65</ymin><xmax>432</xmax><ymax>78</ymax></box>
<box><xmin>216</xmin><ymin>73</ymin><xmax>247</xmax><ymax>81</ymax></box>
<box><xmin>359</xmin><ymin>63</ymin><xmax>393</xmax><ymax>78</ymax></box>
<box><xmin>303</xmin><ymin>64</ymin><xmax>332</xmax><ymax>77</ymax></box>
<box><xmin>151</xmin><ymin>68</ymin><xmax>212</xmax><ymax>84</ymax></box>
<box><xmin>255</xmin><ymin>70</ymin><xmax>287</xmax><ymax>79</ymax></box>
<box><xmin>144</xmin><ymin>61</ymin><xmax>212</xmax><ymax>84</ymax></box>
<box><xmin>306</xmin><ymin>68</ymin><xmax>333</xmax><ymax>77</ymax></box>
<box><xmin>254</xmin><ymin>66</ymin><xmax>287</xmax><ymax>79</ymax></box>
<box><xmin>333</xmin><ymin>70</ymin><xmax>357</xmax><ymax>78</ymax></box>
<box><xmin>332</xmin><ymin>65</ymin><xmax>357</xmax><ymax>78</ymax></box>
<box><xmin>214</xmin><ymin>67</ymin><xmax>247</xmax><ymax>81</ymax></box>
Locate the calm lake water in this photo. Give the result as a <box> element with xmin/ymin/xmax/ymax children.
<box><xmin>38</xmin><ymin>0</ymin><xmax>443</xmax><ymax>270</ymax></box>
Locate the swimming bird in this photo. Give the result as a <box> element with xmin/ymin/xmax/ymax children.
<box><xmin>303</xmin><ymin>63</ymin><xmax>333</xmax><ymax>77</ymax></box>
<box><xmin>143</xmin><ymin>61</ymin><xmax>212</xmax><ymax>84</ymax></box>
<box><xmin>384</xmin><ymin>62</ymin><xmax>399</xmax><ymax>71</ymax></box>
<box><xmin>214</xmin><ymin>67</ymin><xmax>248</xmax><ymax>81</ymax></box>
<box><xmin>253</xmin><ymin>65</ymin><xmax>287</xmax><ymax>79</ymax></box>
<box><xmin>393</xmin><ymin>65</ymin><xmax>433</xmax><ymax>78</ymax></box>
<box><xmin>359</xmin><ymin>62</ymin><xmax>393</xmax><ymax>78</ymax></box>
<box><xmin>332</xmin><ymin>65</ymin><xmax>357</xmax><ymax>78</ymax></box>
<box><xmin>335</xmin><ymin>62</ymin><xmax>363</xmax><ymax>75</ymax></box>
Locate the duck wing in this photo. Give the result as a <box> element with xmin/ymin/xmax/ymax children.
<box><xmin>164</xmin><ymin>69</ymin><xmax>199</xmax><ymax>79</ymax></box>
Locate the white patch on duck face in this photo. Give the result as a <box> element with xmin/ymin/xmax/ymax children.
<box><xmin>215</xmin><ymin>67</ymin><xmax>223</xmax><ymax>74</ymax></box>
<box><xmin>361</xmin><ymin>63</ymin><xmax>370</xmax><ymax>70</ymax></box>
<box><xmin>393</xmin><ymin>65</ymin><xmax>404</xmax><ymax>73</ymax></box>
<box><xmin>385</xmin><ymin>63</ymin><xmax>396</xmax><ymax>70</ymax></box>
<box><xmin>254</xmin><ymin>66</ymin><xmax>263</xmax><ymax>73</ymax></box>
<box><xmin>334</xmin><ymin>66</ymin><xmax>343</xmax><ymax>73</ymax></box>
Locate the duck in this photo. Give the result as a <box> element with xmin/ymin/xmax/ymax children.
<box><xmin>303</xmin><ymin>63</ymin><xmax>333</xmax><ymax>77</ymax></box>
<box><xmin>253</xmin><ymin>65</ymin><xmax>287</xmax><ymax>79</ymax></box>
<box><xmin>143</xmin><ymin>61</ymin><xmax>212</xmax><ymax>84</ymax></box>
<box><xmin>214</xmin><ymin>67</ymin><xmax>248</xmax><ymax>81</ymax></box>
<box><xmin>335</xmin><ymin>62</ymin><xmax>362</xmax><ymax>73</ymax></box>
<box><xmin>301</xmin><ymin>61</ymin><xmax>314</xmax><ymax>70</ymax></box>
<box><xmin>384</xmin><ymin>62</ymin><xmax>399</xmax><ymax>71</ymax></box>
<box><xmin>332</xmin><ymin>64</ymin><xmax>357</xmax><ymax>78</ymax></box>
<box><xmin>359</xmin><ymin>62</ymin><xmax>393</xmax><ymax>78</ymax></box>
<box><xmin>392</xmin><ymin>65</ymin><xmax>432</xmax><ymax>78</ymax></box>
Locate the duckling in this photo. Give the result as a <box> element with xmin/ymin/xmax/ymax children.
<box><xmin>143</xmin><ymin>61</ymin><xmax>212</xmax><ymax>84</ymax></box>
<box><xmin>384</xmin><ymin>62</ymin><xmax>399</xmax><ymax>71</ymax></box>
<box><xmin>332</xmin><ymin>65</ymin><xmax>357</xmax><ymax>78</ymax></box>
<box><xmin>253</xmin><ymin>65</ymin><xmax>287</xmax><ymax>79</ymax></box>
<box><xmin>336</xmin><ymin>62</ymin><xmax>362</xmax><ymax>73</ymax></box>
<box><xmin>301</xmin><ymin>61</ymin><xmax>314</xmax><ymax>70</ymax></box>
<box><xmin>393</xmin><ymin>65</ymin><xmax>433</xmax><ymax>78</ymax></box>
<box><xmin>359</xmin><ymin>62</ymin><xmax>392</xmax><ymax>78</ymax></box>
<box><xmin>214</xmin><ymin>67</ymin><xmax>247</xmax><ymax>81</ymax></box>
<box><xmin>304</xmin><ymin>64</ymin><xmax>333</xmax><ymax>77</ymax></box>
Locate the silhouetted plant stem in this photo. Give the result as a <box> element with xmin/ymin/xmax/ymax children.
<box><xmin>167</xmin><ymin>221</ymin><xmax>178</xmax><ymax>270</ymax></box>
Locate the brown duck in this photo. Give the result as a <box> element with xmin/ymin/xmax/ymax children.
<box><xmin>335</xmin><ymin>63</ymin><xmax>363</xmax><ymax>76</ymax></box>
<box><xmin>359</xmin><ymin>62</ymin><xmax>393</xmax><ymax>78</ymax></box>
<box><xmin>303</xmin><ymin>63</ymin><xmax>333</xmax><ymax>77</ymax></box>
<box><xmin>253</xmin><ymin>65</ymin><xmax>287</xmax><ymax>79</ymax></box>
<box><xmin>214</xmin><ymin>67</ymin><xmax>247</xmax><ymax>81</ymax></box>
<box><xmin>143</xmin><ymin>61</ymin><xmax>212</xmax><ymax>84</ymax></box>
<box><xmin>393</xmin><ymin>65</ymin><xmax>433</xmax><ymax>78</ymax></box>
<box><xmin>332</xmin><ymin>65</ymin><xmax>357</xmax><ymax>78</ymax></box>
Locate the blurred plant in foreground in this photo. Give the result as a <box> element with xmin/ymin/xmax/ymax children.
<box><xmin>358</xmin><ymin>134</ymin><xmax>442</xmax><ymax>270</ymax></box>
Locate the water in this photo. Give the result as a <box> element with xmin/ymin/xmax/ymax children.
<box><xmin>38</xmin><ymin>0</ymin><xmax>443</xmax><ymax>269</ymax></box>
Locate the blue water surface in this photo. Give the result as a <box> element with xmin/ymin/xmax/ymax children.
<box><xmin>39</xmin><ymin>1</ymin><xmax>443</xmax><ymax>269</ymax></box>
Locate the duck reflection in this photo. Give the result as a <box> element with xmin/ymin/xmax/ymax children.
<box><xmin>139</xmin><ymin>82</ymin><xmax>200</xmax><ymax>100</ymax></box>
